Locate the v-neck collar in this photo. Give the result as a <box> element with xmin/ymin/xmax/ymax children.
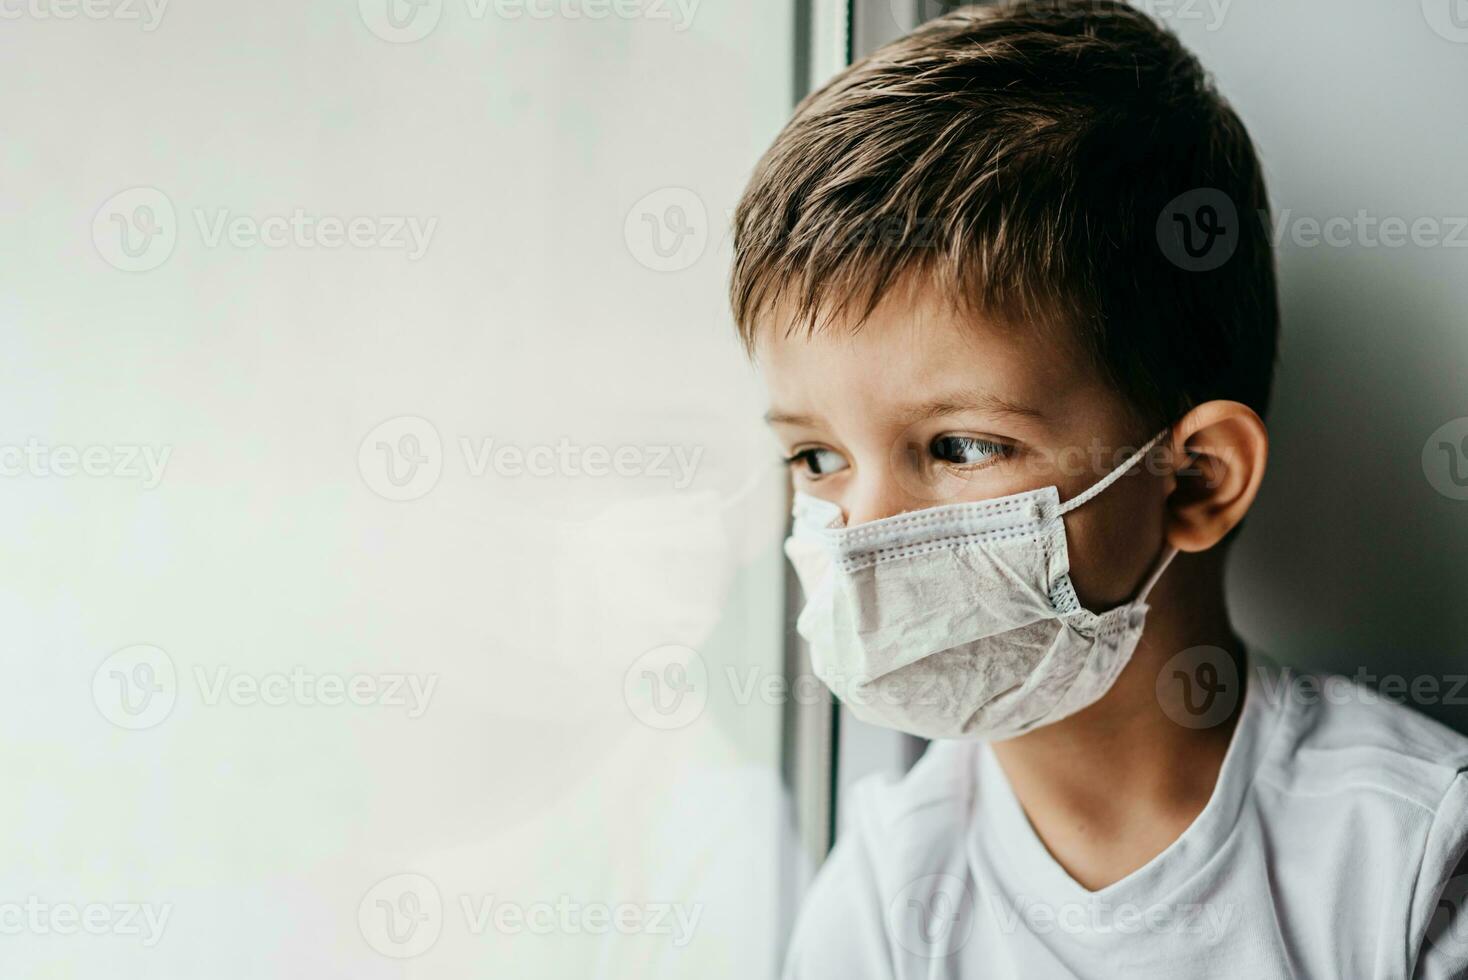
<box><xmin>965</xmin><ymin>654</ymin><xmax>1291</xmax><ymax>906</ymax></box>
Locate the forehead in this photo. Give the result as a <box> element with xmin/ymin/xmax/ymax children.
<box><xmin>754</xmin><ymin>279</ymin><xmax>1101</xmax><ymax>422</ymax></box>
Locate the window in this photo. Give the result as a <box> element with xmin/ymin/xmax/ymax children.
<box><xmin>1</xmin><ymin>3</ymin><xmax>817</xmax><ymax>976</ymax></box>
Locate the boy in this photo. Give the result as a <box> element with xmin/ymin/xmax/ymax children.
<box><xmin>729</xmin><ymin>3</ymin><xmax>1468</xmax><ymax>977</ymax></box>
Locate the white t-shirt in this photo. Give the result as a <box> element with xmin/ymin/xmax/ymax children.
<box><xmin>783</xmin><ymin>661</ymin><xmax>1468</xmax><ymax>979</ymax></box>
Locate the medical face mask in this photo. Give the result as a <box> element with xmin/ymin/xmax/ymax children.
<box><xmin>783</xmin><ymin>433</ymin><xmax>1176</xmax><ymax>741</ymax></box>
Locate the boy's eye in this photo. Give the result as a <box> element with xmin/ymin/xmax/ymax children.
<box><xmin>929</xmin><ymin>435</ymin><xmax>1008</xmax><ymax>466</ymax></box>
<box><xmin>784</xmin><ymin>447</ymin><xmax>849</xmax><ymax>478</ymax></box>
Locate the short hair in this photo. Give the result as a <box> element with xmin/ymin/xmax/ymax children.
<box><xmin>729</xmin><ymin>0</ymin><xmax>1278</xmax><ymax>427</ymax></box>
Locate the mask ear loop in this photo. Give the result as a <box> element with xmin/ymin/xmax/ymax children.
<box><xmin>1053</xmin><ymin>429</ymin><xmax>1177</xmax><ymax>605</ymax></box>
<box><xmin>1134</xmin><ymin>542</ymin><xmax>1178</xmax><ymax>604</ymax></box>
<box><xmin>1056</xmin><ymin>429</ymin><xmax>1170</xmax><ymax>516</ymax></box>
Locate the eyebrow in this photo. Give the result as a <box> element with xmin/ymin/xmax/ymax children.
<box><xmin>764</xmin><ymin>390</ymin><xmax>1045</xmax><ymax>430</ymax></box>
<box><xmin>892</xmin><ymin>389</ymin><xmax>1048</xmax><ymax>425</ymax></box>
<box><xmin>763</xmin><ymin>409</ymin><xmax>820</xmax><ymax>427</ymax></box>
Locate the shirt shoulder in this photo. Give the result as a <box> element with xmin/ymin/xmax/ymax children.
<box><xmin>1252</xmin><ymin>665</ymin><xmax>1468</xmax><ymax>978</ymax></box>
<box><xmin>781</xmin><ymin>741</ymin><xmax>976</xmax><ymax>980</ymax></box>
<box><xmin>1257</xmin><ymin>665</ymin><xmax>1468</xmax><ymax>809</ymax></box>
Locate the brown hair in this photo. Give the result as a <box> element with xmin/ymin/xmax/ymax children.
<box><xmin>729</xmin><ymin>0</ymin><xmax>1278</xmax><ymax>427</ymax></box>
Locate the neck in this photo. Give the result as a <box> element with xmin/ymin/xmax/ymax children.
<box><xmin>988</xmin><ymin>550</ymin><xmax>1245</xmax><ymax>890</ymax></box>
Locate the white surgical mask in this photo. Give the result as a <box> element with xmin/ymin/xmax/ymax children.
<box><xmin>783</xmin><ymin>432</ymin><xmax>1176</xmax><ymax>741</ymax></box>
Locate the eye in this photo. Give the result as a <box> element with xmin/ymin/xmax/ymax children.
<box><xmin>784</xmin><ymin>446</ymin><xmax>850</xmax><ymax>478</ymax></box>
<box><xmin>929</xmin><ymin>435</ymin><xmax>1009</xmax><ymax>467</ymax></box>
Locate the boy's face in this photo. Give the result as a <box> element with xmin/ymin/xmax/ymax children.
<box><xmin>757</xmin><ymin>279</ymin><xmax>1172</xmax><ymax>611</ymax></box>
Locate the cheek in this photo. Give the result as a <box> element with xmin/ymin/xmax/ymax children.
<box><xmin>1060</xmin><ymin>477</ymin><xmax>1168</xmax><ymax>611</ymax></box>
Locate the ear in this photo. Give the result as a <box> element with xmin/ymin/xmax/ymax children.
<box><xmin>1165</xmin><ymin>400</ymin><xmax>1268</xmax><ymax>553</ymax></box>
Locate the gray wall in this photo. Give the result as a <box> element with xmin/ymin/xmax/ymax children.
<box><xmin>1170</xmin><ymin>0</ymin><xmax>1468</xmax><ymax>732</ymax></box>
